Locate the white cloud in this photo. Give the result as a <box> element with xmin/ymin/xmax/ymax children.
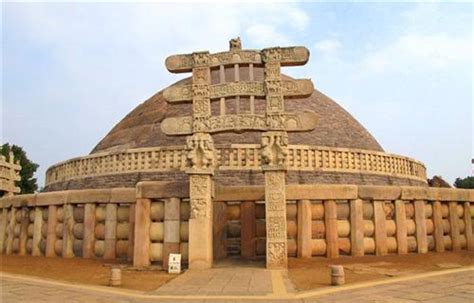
<box><xmin>314</xmin><ymin>39</ymin><xmax>342</xmax><ymax>54</ymax></box>
<box><xmin>245</xmin><ymin>24</ymin><xmax>291</xmax><ymax>46</ymax></box>
<box><xmin>363</xmin><ymin>33</ymin><xmax>471</xmax><ymax>74</ymax></box>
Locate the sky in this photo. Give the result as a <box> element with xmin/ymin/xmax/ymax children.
<box><xmin>1</xmin><ymin>1</ymin><xmax>473</xmax><ymax>187</ymax></box>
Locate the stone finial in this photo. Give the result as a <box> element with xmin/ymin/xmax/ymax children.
<box><xmin>229</xmin><ymin>37</ymin><xmax>241</xmax><ymax>51</ymax></box>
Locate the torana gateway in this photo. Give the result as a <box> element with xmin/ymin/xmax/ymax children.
<box><xmin>1</xmin><ymin>39</ymin><xmax>473</xmax><ymax>270</ymax></box>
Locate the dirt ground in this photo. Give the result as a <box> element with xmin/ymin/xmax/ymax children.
<box><xmin>0</xmin><ymin>255</ymin><xmax>175</xmax><ymax>291</ymax></box>
<box><xmin>288</xmin><ymin>251</ymin><xmax>474</xmax><ymax>291</ymax></box>
<box><xmin>1</xmin><ymin>252</ymin><xmax>473</xmax><ymax>292</ymax></box>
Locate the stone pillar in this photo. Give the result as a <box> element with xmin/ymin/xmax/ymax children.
<box><xmin>350</xmin><ymin>199</ymin><xmax>364</xmax><ymax>257</ymax></box>
<box><xmin>448</xmin><ymin>201</ymin><xmax>460</xmax><ymax>252</ymax></box>
<box><xmin>374</xmin><ymin>200</ymin><xmax>387</xmax><ymax>256</ymax></box>
<box><xmin>432</xmin><ymin>201</ymin><xmax>445</xmax><ymax>253</ymax></box>
<box><xmin>0</xmin><ymin>208</ymin><xmax>8</xmax><ymax>254</ymax></box>
<box><xmin>414</xmin><ymin>200</ymin><xmax>428</xmax><ymax>253</ymax></box>
<box><xmin>19</xmin><ymin>208</ymin><xmax>29</xmax><ymax>256</ymax></box>
<box><xmin>264</xmin><ymin>169</ymin><xmax>287</xmax><ymax>269</ymax></box>
<box><xmin>213</xmin><ymin>202</ymin><xmax>227</xmax><ymax>260</ymax></box>
<box><xmin>241</xmin><ymin>201</ymin><xmax>256</xmax><ymax>258</ymax></box>
<box><xmin>325</xmin><ymin>200</ymin><xmax>338</xmax><ymax>258</ymax></box>
<box><xmin>297</xmin><ymin>199</ymin><xmax>312</xmax><ymax>258</ymax></box>
<box><xmin>82</xmin><ymin>203</ymin><xmax>96</xmax><ymax>258</ymax></box>
<box><xmin>6</xmin><ymin>208</ymin><xmax>16</xmax><ymax>255</ymax></box>
<box><xmin>62</xmin><ymin>204</ymin><xmax>74</xmax><ymax>258</ymax></box>
<box><xmin>464</xmin><ymin>202</ymin><xmax>473</xmax><ymax>251</ymax></box>
<box><xmin>45</xmin><ymin>205</ymin><xmax>57</xmax><ymax>257</ymax></box>
<box><xmin>128</xmin><ymin>204</ymin><xmax>136</xmax><ymax>261</ymax></box>
<box><xmin>32</xmin><ymin>207</ymin><xmax>43</xmax><ymax>256</ymax></box>
<box><xmin>133</xmin><ymin>198</ymin><xmax>151</xmax><ymax>267</ymax></box>
<box><xmin>188</xmin><ymin>173</ymin><xmax>213</xmax><ymax>269</ymax></box>
<box><xmin>395</xmin><ymin>200</ymin><xmax>408</xmax><ymax>254</ymax></box>
<box><xmin>163</xmin><ymin>197</ymin><xmax>180</xmax><ymax>268</ymax></box>
<box><xmin>104</xmin><ymin>203</ymin><xmax>117</xmax><ymax>259</ymax></box>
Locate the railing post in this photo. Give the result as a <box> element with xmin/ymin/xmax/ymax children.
<box><xmin>163</xmin><ymin>197</ymin><xmax>180</xmax><ymax>268</ymax></box>
<box><xmin>464</xmin><ymin>202</ymin><xmax>473</xmax><ymax>251</ymax></box>
<box><xmin>133</xmin><ymin>198</ymin><xmax>151</xmax><ymax>267</ymax></box>
<box><xmin>6</xmin><ymin>208</ymin><xmax>16</xmax><ymax>254</ymax></box>
<box><xmin>325</xmin><ymin>200</ymin><xmax>338</xmax><ymax>258</ymax></box>
<box><xmin>128</xmin><ymin>204</ymin><xmax>136</xmax><ymax>261</ymax></box>
<box><xmin>374</xmin><ymin>200</ymin><xmax>387</xmax><ymax>256</ymax></box>
<box><xmin>395</xmin><ymin>200</ymin><xmax>408</xmax><ymax>254</ymax></box>
<box><xmin>298</xmin><ymin>199</ymin><xmax>312</xmax><ymax>258</ymax></box>
<box><xmin>19</xmin><ymin>208</ymin><xmax>29</xmax><ymax>255</ymax></box>
<box><xmin>448</xmin><ymin>201</ymin><xmax>460</xmax><ymax>252</ymax></box>
<box><xmin>32</xmin><ymin>207</ymin><xmax>43</xmax><ymax>256</ymax></box>
<box><xmin>104</xmin><ymin>203</ymin><xmax>117</xmax><ymax>259</ymax></box>
<box><xmin>82</xmin><ymin>203</ymin><xmax>96</xmax><ymax>258</ymax></box>
<box><xmin>62</xmin><ymin>204</ymin><xmax>74</xmax><ymax>258</ymax></box>
<box><xmin>241</xmin><ymin>201</ymin><xmax>256</xmax><ymax>258</ymax></box>
<box><xmin>350</xmin><ymin>199</ymin><xmax>364</xmax><ymax>257</ymax></box>
<box><xmin>0</xmin><ymin>208</ymin><xmax>8</xmax><ymax>253</ymax></box>
<box><xmin>45</xmin><ymin>205</ymin><xmax>57</xmax><ymax>257</ymax></box>
<box><xmin>414</xmin><ymin>200</ymin><xmax>428</xmax><ymax>253</ymax></box>
<box><xmin>432</xmin><ymin>201</ymin><xmax>445</xmax><ymax>252</ymax></box>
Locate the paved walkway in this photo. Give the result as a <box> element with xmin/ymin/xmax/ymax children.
<box><xmin>1</xmin><ymin>267</ymin><xmax>473</xmax><ymax>302</ymax></box>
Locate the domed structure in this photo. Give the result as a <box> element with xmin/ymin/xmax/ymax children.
<box><xmin>44</xmin><ymin>45</ymin><xmax>426</xmax><ymax>192</ymax></box>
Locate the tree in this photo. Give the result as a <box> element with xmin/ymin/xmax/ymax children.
<box><xmin>454</xmin><ymin>176</ymin><xmax>474</xmax><ymax>189</ymax></box>
<box><xmin>0</xmin><ymin>143</ymin><xmax>39</xmax><ymax>194</ymax></box>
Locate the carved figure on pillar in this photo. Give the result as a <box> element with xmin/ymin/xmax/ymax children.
<box><xmin>261</xmin><ymin>132</ymin><xmax>288</xmax><ymax>169</ymax></box>
<box><xmin>186</xmin><ymin>133</ymin><xmax>215</xmax><ymax>171</ymax></box>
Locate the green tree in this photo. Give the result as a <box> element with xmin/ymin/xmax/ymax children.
<box><xmin>454</xmin><ymin>176</ymin><xmax>474</xmax><ymax>189</ymax></box>
<box><xmin>0</xmin><ymin>143</ymin><xmax>39</xmax><ymax>194</ymax></box>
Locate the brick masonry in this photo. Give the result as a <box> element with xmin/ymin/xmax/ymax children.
<box><xmin>43</xmin><ymin>170</ymin><xmax>425</xmax><ymax>192</ymax></box>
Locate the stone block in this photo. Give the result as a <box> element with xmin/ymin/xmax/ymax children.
<box><xmin>110</xmin><ymin>188</ymin><xmax>136</xmax><ymax>203</ymax></box>
<box><xmin>214</xmin><ymin>185</ymin><xmax>265</xmax><ymax>202</ymax></box>
<box><xmin>136</xmin><ymin>181</ymin><xmax>189</xmax><ymax>199</ymax></box>
<box><xmin>358</xmin><ymin>186</ymin><xmax>401</xmax><ymax>200</ymax></box>
<box><xmin>67</xmin><ymin>189</ymin><xmax>111</xmax><ymax>204</ymax></box>
<box><xmin>36</xmin><ymin>191</ymin><xmax>67</xmax><ymax>206</ymax></box>
<box><xmin>287</xmin><ymin>184</ymin><xmax>358</xmax><ymax>200</ymax></box>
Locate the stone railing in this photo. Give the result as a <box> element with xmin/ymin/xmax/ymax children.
<box><xmin>45</xmin><ymin>145</ymin><xmax>427</xmax><ymax>185</ymax></box>
<box><xmin>0</xmin><ymin>153</ymin><xmax>21</xmax><ymax>196</ymax></box>
<box><xmin>0</xmin><ymin>183</ymin><xmax>472</xmax><ymax>266</ymax></box>
<box><xmin>213</xmin><ymin>185</ymin><xmax>474</xmax><ymax>259</ymax></box>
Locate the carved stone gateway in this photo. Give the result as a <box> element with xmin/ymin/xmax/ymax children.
<box><xmin>163</xmin><ymin>39</ymin><xmax>314</xmax><ymax>269</ymax></box>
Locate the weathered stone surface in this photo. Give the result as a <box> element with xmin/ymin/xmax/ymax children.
<box><xmin>67</xmin><ymin>189</ymin><xmax>111</xmax><ymax>204</ymax></box>
<box><xmin>110</xmin><ymin>188</ymin><xmax>135</xmax><ymax>203</ymax></box>
<box><xmin>358</xmin><ymin>186</ymin><xmax>401</xmax><ymax>200</ymax></box>
<box><xmin>287</xmin><ymin>184</ymin><xmax>358</xmax><ymax>200</ymax></box>
<box><xmin>136</xmin><ymin>181</ymin><xmax>189</xmax><ymax>199</ymax></box>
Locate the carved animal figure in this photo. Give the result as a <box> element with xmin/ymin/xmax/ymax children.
<box><xmin>229</xmin><ymin>37</ymin><xmax>241</xmax><ymax>50</ymax></box>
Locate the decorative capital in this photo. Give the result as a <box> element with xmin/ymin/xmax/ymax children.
<box><xmin>261</xmin><ymin>131</ymin><xmax>288</xmax><ymax>171</ymax></box>
<box><xmin>185</xmin><ymin>133</ymin><xmax>215</xmax><ymax>174</ymax></box>
<box><xmin>229</xmin><ymin>37</ymin><xmax>241</xmax><ymax>51</ymax></box>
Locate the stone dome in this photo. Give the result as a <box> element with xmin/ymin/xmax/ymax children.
<box><xmin>91</xmin><ymin>69</ymin><xmax>383</xmax><ymax>154</ymax></box>
<box><xmin>44</xmin><ymin>65</ymin><xmax>427</xmax><ymax>192</ymax></box>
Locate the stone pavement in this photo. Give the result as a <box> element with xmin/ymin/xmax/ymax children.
<box><xmin>155</xmin><ymin>267</ymin><xmax>277</xmax><ymax>296</ymax></box>
<box><xmin>1</xmin><ymin>267</ymin><xmax>473</xmax><ymax>302</ymax></box>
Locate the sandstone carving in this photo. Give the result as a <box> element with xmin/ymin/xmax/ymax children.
<box><xmin>163</xmin><ymin>79</ymin><xmax>314</xmax><ymax>103</ymax></box>
<box><xmin>267</xmin><ymin>242</ymin><xmax>287</xmax><ymax>267</ymax></box>
<box><xmin>261</xmin><ymin>132</ymin><xmax>288</xmax><ymax>168</ymax></box>
<box><xmin>229</xmin><ymin>37</ymin><xmax>241</xmax><ymax>51</ymax></box>
<box><xmin>186</xmin><ymin>134</ymin><xmax>214</xmax><ymax>170</ymax></box>
<box><xmin>165</xmin><ymin>46</ymin><xmax>310</xmax><ymax>73</ymax></box>
<box><xmin>160</xmin><ymin>112</ymin><xmax>318</xmax><ymax>135</ymax></box>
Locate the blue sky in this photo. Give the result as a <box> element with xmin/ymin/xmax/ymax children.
<box><xmin>2</xmin><ymin>1</ymin><xmax>472</xmax><ymax>187</ymax></box>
